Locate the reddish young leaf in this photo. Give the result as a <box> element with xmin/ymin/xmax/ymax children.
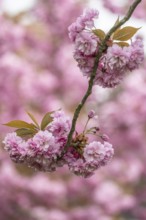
<box><xmin>92</xmin><ymin>29</ymin><xmax>106</xmax><ymax>40</ymax></box>
<box><xmin>16</xmin><ymin>128</ymin><xmax>36</xmax><ymax>137</ymax></box>
<box><xmin>26</xmin><ymin>111</ymin><xmax>40</xmax><ymax>128</ymax></box>
<box><xmin>115</xmin><ymin>42</ymin><xmax>129</xmax><ymax>47</ymax></box>
<box><xmin>113</xmin><ymin>26</ymin><xmax>140</xmax><ymax>41</ymax></box>
<box><xmin>3</xmin><ymin>120</ymin><xmax>36</xmax><ymax>130</ymax></box>
<box><xmin>41</xmin><ymin>112</ymin><xmax>53</xmax><ymax>130</ymax></box>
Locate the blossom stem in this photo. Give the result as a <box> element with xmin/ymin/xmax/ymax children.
<box><xmin>83</xmin><ymin>118</ymin><xmax>90</xmax><ymax>134</ymax></box>
<box><xmin>64</xmin><ymin>0</ymin><xmax>141</xmax><ymax>151</ymax></box>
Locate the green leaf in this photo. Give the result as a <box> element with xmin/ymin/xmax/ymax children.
<box><xmin>3</xmin><ymin>120</ymin><xmax>36</xmax><ymax>130</ymax></box>
<box><xmin>115</xmin><ymin>42</ymin><xmax>129</xmax><ymax>47</ymax></box>
<box><xmin>113</xmin><ymin>26</ymin><xmax>140</xmax><ymax>41</ymax></box>
<box><xmin>92</xmin><ymin>29</ymin><xmax>106</xmax><ymax>40</ymax></box>
<box><xmin>41</xmin><ymin>112</ymin><xmax>53</xmax><ymax>130</ymax></box>
<box><xmin>16</xmin><ymin>128</ymin><xmax>36</xmax><ymax>137</ymax></box>
<box><xmin>26</xmin><ymin>111</ymin><xmax>39</xmax><ymax>128</ymax></box>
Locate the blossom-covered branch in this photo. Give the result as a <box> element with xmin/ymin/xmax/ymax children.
<box><xmin>65</xmin><ymin>0</ymin><xmax>142</xmax><ymax>150</ymax></box>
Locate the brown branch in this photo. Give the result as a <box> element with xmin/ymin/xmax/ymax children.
<box><xmin>64</xmin><ymin>0</ymin><xmax>141</xmax><ymax>151</ymax></box>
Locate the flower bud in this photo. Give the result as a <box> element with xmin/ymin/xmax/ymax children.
<box><xmin>88</xmin><ymin>110</ymin><xmax>96</xmax><ymax>119</ymax></box>
<box><xmin>100</xmin><ymin>134</ymin><xmax>109</xmax><ymax>141</ymax></box>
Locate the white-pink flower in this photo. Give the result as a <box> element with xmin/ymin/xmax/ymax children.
<box><xmin>106</xmin><ymin>44</ymin><xmax>130</xmax><ymax>71</ymax></box>
<box><xmin>3</xmin><ymin>132</ymin><xmax>27</xmax><ymax>163</ymax></box>
<box><xmin>128</xmin><ymin>37</ymin><xmax>144</xmax><ymax>71</ymax></box>
<box><xmin>49</xmin><ymin>111</ymin><xmax>71</xmax><ymax>138</ymax></box>
<box><xmin>33</xmin><ymin>130</ymin><xmax>55</xmax><ymax>151</ymax></box>
<box><xmin>82</xmin><ymin>8</ymin><xmax>99</xmax><ymax>28</ymax></box>
<box><xmin>84</xmin><ymin>141</ymin><xmax>106</xmax><ymax>163</ymax></box>
<box><xmin>75</xmin><ymin>31</ymin><xmax>98</xmax><ymax>56</ymax></box>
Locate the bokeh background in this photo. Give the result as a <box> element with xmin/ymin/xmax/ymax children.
<box><xmin>0</xmin><ymin>0</ymin><xmax>146</xmax><ymax>219</ymax></box>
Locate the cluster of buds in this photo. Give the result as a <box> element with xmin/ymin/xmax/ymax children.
<box><xmin>3</xmin><ymin>110</ymin><xmax>114</xmax><ymax>177</ymax></box>
<box><xmin>71</xmin><ymin>133</ymin><xmax>88</xmax><ymax>155</ymax></box>
<box><xmin>68</xmin><ymin>9</ymin><xmax>144</xmax><ymax>88</ymax></box>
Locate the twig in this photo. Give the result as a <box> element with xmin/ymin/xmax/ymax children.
<box><xmin>64</xmin><ymin>0</ymin><xmax>141</xmax><ymax>151</ymax></box>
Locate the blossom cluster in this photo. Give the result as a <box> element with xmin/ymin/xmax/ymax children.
<box><xmin>68</xmin><ymin>9</ymin><xmax>144</xmax><ymax>88</ymax></box>
<box><xmin>3</xmin><ymin>110</ymin><xmax>114</xmax><ymax>177</ymax></box>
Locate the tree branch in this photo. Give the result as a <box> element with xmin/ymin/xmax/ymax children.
<box><xmin>64</xmin><ymin>0</ymin><xmax>141</xmax><ymax>151</ymax></box>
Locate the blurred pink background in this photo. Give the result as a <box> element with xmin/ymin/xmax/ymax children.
<box><xmin>0</xmin><ymin>0</ymin><xmax>146</xmax><ymax>219</ymax></box>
